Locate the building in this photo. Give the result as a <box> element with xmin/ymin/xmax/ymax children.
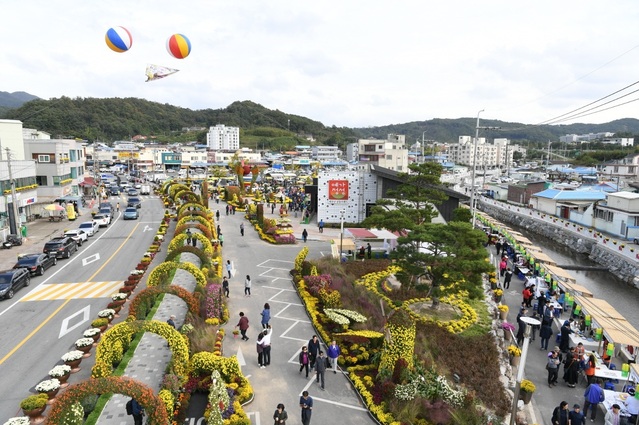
<box><xmin>559</xmin><ymin>132</ymin><xmax>615</xmax><ymax>143</ymax></box>
<box><xmin>311</xmin><ymin>145</ymin><xmax>341</xmax><ymax>162</ymax></box>
<box><xmin>206</xmin><ymin>124</ymin><xmax>240</xmax><ymax>150</ymax></box>
<box><xmin>0</xmin><ymin>160</ymin><xmax>37</xmax><ymax>235</ymax></box>
<box><xmin>0</xmin><ymin>119</ymin><xmax>26</xmax><ymax>160</ymax></box>
<box><xmin>601</xmin><ymin>137</ymin><xmax>634</xmax><ymax>147</ymax></box>
<box><xmin>356</xmin><ymin>134</ymin><xmax>408</xmax><ymax>172</ymax></box>
<box><xmin>529</xmin><ymin>188</ymin><xmax>607</xmax><ymax>217</ymax></box>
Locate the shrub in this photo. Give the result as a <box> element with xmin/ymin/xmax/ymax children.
<box><xmin>20</xmin><ymin>394</ymin><xmax>48</xmax><ymax>410</ymax></box>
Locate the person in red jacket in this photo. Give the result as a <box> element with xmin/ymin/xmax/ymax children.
<box><xmin>236</xmin><ymin>312</ymin><xmax>250</xmax><ymax>341</ymax></box>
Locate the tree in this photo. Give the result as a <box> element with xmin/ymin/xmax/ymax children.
<box><xmin>450</xmin><ymin>207</ymin><xmax>471</xmax><ymax>223</ymax></box>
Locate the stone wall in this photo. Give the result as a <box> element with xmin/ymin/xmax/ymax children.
<box><xmin>478</xmin><ymin>201</ymin><xmax>639</xmax><ymax>287</ymax></box>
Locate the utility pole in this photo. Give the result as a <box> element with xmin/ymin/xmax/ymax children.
<box><xmin>5</xmin><ymin>147</ymin><xmax>20</xmax><ymax>235</ymax></box>
<box><xmin>470</xmin><ymin>110</ymin><xmax>484</xmax><ymax>228</ymax></box>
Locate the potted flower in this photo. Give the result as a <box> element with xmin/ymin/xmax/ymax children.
<box><xmin>4</xmin><ymin>416</ymin><xmax>32</xmax><ymax>425</ymax></box>
<box><xmin>111</xmin><ymin>292</ymin><xmax>128</xmax><ymax>306</ymax></box>
<box><xmin>35</xmin><ymin>378</ymin><xmax>61</xmax><ymax>400</ymax></box>
<box><xmin>232</xmin><ymin>330</ymin><xmax>240</xmax><ymax>339</ymax></box>
<box><xmin>48</xmin><ymin>364</ymin><xmax>72</xmax><ymax>387</ymax></box>
<box><xmin>62</xmin><ymin>350</ymin><xmax>84</xmax><ymax>370</ymax></box>
<box><xmin>493</xmin><ymin>288</ymin><xmax>504</xmax><ymax>303</ymax></box>
<box><xmin>502</xmin><ymin>322</ymin><xmax>515</xmax><ymax>341</ymax></box>
<box><xmin>98</xmin><ymin>309</ymin><xmax>116</xmax><ymax>321</ymax></box>
<box><xmin>520</xmin><ymin>379</ymin><xmax>536</xmax><ymax>404</ymax></box>
<box><xmin>20</xmin><ymin>394</ymin><xmax>48</xmax><ymax>419</ymax></box>
<box><xmin>91</xmin><ymin>318</ymin><xmax>109</xmax><ymax>332</ymax></box>
<box><xmin>489</xmin><ymin>277</ymin><xmax>498</xmax><ymax>290</ymax></box>
<box><xmin>497</xmin><ymin>304</ymin><xmax>509</xmax><ymax>320</ymax></box>
<box><xmin>75</xmin><ymin>337</ymin><xmax>95</xmax><ymax>355</ymax></box>
<box><xmin>84</xmin><ymin>327</ymin><xmax>102</xmax><ymax>342</ymax></box>
<box><xmin>508</xmin><ymin>345</ymin><xmax>522</xmax><ymax>366</ymax></box>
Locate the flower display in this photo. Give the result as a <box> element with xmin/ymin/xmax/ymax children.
<box><xmin>98</xmin><ymin>309</ymin><xmax>116</xmax><ymax>318</ymax></box>
<box><xmin>111</xmin><ymin>293</ymin><xmax>128</xmax><ymax>301</ymax></box>
<box><xmin>62</xmin><ymin>350</ymin><xmax>85</xmax><ymax>362</ymax></box>
<box><xmin>76</xmin><ymin>337</ymin><xmax>95</xmax><ymax>348</ymax></box>
<box><xmin>521</xmin><ymin>379</ymin><xmax>536</xmax><ymax>393</ymax></box>
<box><xmin>493</xmin><ymin>289</ymin><xmax>504</xmax><ymax>297</ymax></box>
<box><xmin>497</xmin><ymin>304</ymin><xmax>509</xmax><ymax>312</ymax></box>
<box><xmin>502</xmin><ymin>321</ymin><xmax>516</xmax><ymax>331</ymax></box>
<box><xmin>35</xmin><ymin>378</ymin><xmax>61</xmax><ymax>392</ymax></box>
<box><xmin>48</xmin><ymin>365</ymin><xmax>72</xmax><ymax>377</ymax></box>
<box><xmin>3</xmin><ymin>418</ymin><xmax>30</xmax><ymax>425</ymax></box>
<box><xmin>83</xmin><ymin>328</ymin><xmax>102</xmax><ymax>337</ymax></box>
<box><xmin>508</xmin><ymin>345</ymin><xmax>522</xmax><ymax>357</ymax></box>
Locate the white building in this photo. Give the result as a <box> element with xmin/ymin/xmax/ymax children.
<box><xmin>316</xmin><ymin>169</ymin><xmax>378</xmax><ymax>224</ymax></box>
<box><xmin>207</xmin><ymin>124</ymin><xmax>240</xmax><ymax>150</ymax></box>
<box><xmin>0</xmin><ymin>160</ymin><xmax>37</xmax><ymax>234</ymax></box>
<box><xmin>449</xmin><ymin>137</ymin><xmax>517</xmax><ymax>170</ymax></box>
<box><xmin>311</xmin><ymin>145</ymin><xmax>341</xmax><ymax>162</ymax></box>
<box><xmin>356</xmin><ymin>134</ymin><xmax>408</xmax><ymax>172</ymax></box>
<box><xmin>0</xmin><ymin>119</ymin><xmax>26</xmax><ymax>160</ymax></box>
<box><xmin>601</xmin><ymin>137</ymin><xmax>634</xmax><ymax>147</ymax></box>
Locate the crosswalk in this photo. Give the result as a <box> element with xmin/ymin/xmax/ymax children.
<box><xmin>20</xmin><ymin>281</ymin><xmax>124</xmax><ymax>302</ymax></box>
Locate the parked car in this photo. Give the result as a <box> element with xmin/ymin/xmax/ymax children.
<box><xmin>79</xmin><ymin>221</ymin><xmax>99</xmax><ymax>236</ymax></box>
<box><xmin>123</xmin><ymin>207</ymin><xmax>139</xmax><ymax>220</ymax></box>
<box><xmin>0</xmin><ymin>268</ymin><xmax>31</xmax><ymax>299</ymax></box>
<box><xmin>140</xmin><ymin>184</ymin><xmax>151</xmax><ymax>195</ymax></box>
<box><xmin>127</xmin><ymin>188</ymin><xmax>139</xmax><ymax>197</ymax></box>
<box><xmin>134</xmin><ymin>183</ymin><xmax>142</xmax><ymax>189</ymax></box>
<box><xmin>99</xmin><ymin>208</ymin><xmax>114</xmax><ymax>221</ymax></box>
<box><xmin>64</xmin><ymin>229</ymin><xmax>88</xmax><ymax>246</ymax></box>
<box><xmin>93</xmin><ymin>213</ymin><xmax>111</xmax><ymax>227</ymax></box>
<box><xmin>43</xmin><ymin>237</ymin><xmax>78</xmax><ymax>259</ymax></box>
<box><xmin>127</xmin><ymin>197</ymin><xmax>142</xmax><ymax>209</ymax></box>
<box><xmin>13</xmin><ymin>253</ymin><xmax>57</xmax><ymax>276</ymax></box>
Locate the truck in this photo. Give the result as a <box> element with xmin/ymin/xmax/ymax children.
<box><xmin>140</xmin><ymin>185</ymin><xmax>151</xmax><ymax>195</ymax></box>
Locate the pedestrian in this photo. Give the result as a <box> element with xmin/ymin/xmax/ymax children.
<box><xmin>551</xmin><ymin>401</ymin><xmax>569</xmax><ymax>425</ymax></box>
<box><xmin>563</xmin><ymin>348</ymin><xmax>579</xmax><ymax>387</ymax></box>
<box><xmin>116</xmin><ymin>202</ymin><xmax>120</xmax><ymax>212</ymax></box>
<box><xmin>315</xmin><ymin>351</ymin><xmax>327</xmax><ymax>390</ymax></box>
<box><xmin>560</xmin><ymin>320</ymin><xmax>573</xmax><ymax>352</ymax></box>
<box><xmin>318</xmin><ymin>219</ymin><xmax>324</xmax><ymax>233</ymax></box>
<box><xmin>226</xmin><ymin>205</ymin><xmax>229</xmax><ymax>215</ymax></box>
<box><xmin>240</xmin><ymin>222</ymin><xmax>244</xmax><ymax>236</ymax></box>
<box><xmin>216</xmin><ymin>210</ymin><xmax>220</xmax><ymax>221</ymax></box>
<box><xmin>130</xmin><ymin>398</ymin><xmax>144</xmax><ymax>425</ymax></box>
<box><xmin>583</xmin><ymin>380</ymin><xmax>604</xmax><ymax>422</ymax></box>
<box><xmin>302</xmin><ymin>228</ymin><xmax>308</xmax><ymax>243</ymax></box>
<box><xmin>262</xmin><ymin>325</ymin><xmax>272</xmax><ymax>366</ymax></box>
<box><xmin>540</xmin><ymin>321</ymin><xmax>553</xmax><ymax>351</ymax></box>
<box><xmin>236</xmin><ymin>312</ymin><xmax>249</xmax><ymax>341</ymax></box>
<box><xmin>568</xmin><ymin>404</ymin><xmax>585</xmax><ymax>425</ymax></box>
<box><xmin>217</xmin><ymin>224</ymin><xmax>221</xmax><ymax>236</ymax></box>
<box><xmin>522</xmin><ymin>286</ymin><xmax>533</xmax><ymax>308</ymax></box>
<box><xmin>624</xmin><ymin>388</ymin><xmax>639</xmax><ymax>424</ymax></box>
<box><xmin>261</xmin><ymin>303</ymin><xmax>271</xmax><ymax>328</ymax></box>
<box><xmin>244</xmin><ymin>275</ymin><xmax>252</xmax><ymax>297</ymax></box>
<box><xmin>219</xmin><ymin>232</ymin><xmax>224</xmax><ymax>247</ymax></box>
<box><xmin>191</xmin><ymin>233</ymin><xmax>197</xmax><ymax>247</ymax></box>
<box><xmin>299</xmin><ymin>346</ymin><xmax>310</xmax><ymax>377</ymax></box>
<box><xmin>327</xmin><ymin>340</ymin><xmax>340</xmax><ymax>374</ymax></box>
<box><xmin>232</xmin><ymin>205</ymin><xmax>236</xmax><ymax>214</ymax></box>
<box><xmin>584</xmin><ymin>353</ymin><xmax>596</xmax><ymax>385</ymax></box>
<box><xmin>547</xmin><ymin>350</ymin><xmax>560</xmax><ymax>387</ymax></box>
<box><xmin>185</xmin><ymin>228</ymin><xmax>192</xmax><ymax>245</ymax></box>
<box><xmin>516</xmin><ymin>308</ymin><xmax>528</xmax><ymax>346</ymax></box>
<box><xmin>499</xmin><ymin>256</ymin><xmax>507</xmax><ymax>277</ymax></box>
<box><xmin>604</xmin><ymin>404</ymin><xmax>622</xmax><ymax>425</ymax></box>
<box><xmin>366</xmin><ymin>243</ymin><xmax>372</xmax><ymax>259</ymax></box>
<box><xmin>222</xmin><ymin>277</ymin><xmax>229</xmax><ymax>297</ymax></box>
<box><xmin>495</xmin><ymin>237</ymin><xmax>503</xmax><ymax>256</ymax></box>
<box><xmin>308</xmin><ymin>335</ymin><xmax>320</xmax><ymax>369</ymax></box>
<box><xmin>273</xmin><ymin>403</ymin><xmax>288</xmax><ymax>425</ymax></box>
<box><xmin>226</xmin><ymin>260</ymin><xmax>232</xmax><ymax>279</ymax></box>
<box><xmin>299</xmin><ymin>391</ymin><xmax>313</xmax><ymax>425</ymax></box>
<box><xmin>503</xmin><ymin>267</ymin><xmax>513</xmax><ymax>289</ymax></box>
<box><xmin>167</xmin><ymin>315</ymin><xmax>176</xmax><ymax>328</ymax></box>
<box><xmin>271</xmin><ymin>203</ymin><xmax>276</xmax><ymax>214</ymax></box>
<box><xmin>257</xmin><ymin>331</ymin><xmax>265</xmax><ymax>368</ymax></box>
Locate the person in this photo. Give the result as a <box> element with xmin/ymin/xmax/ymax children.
<box><xmin>192</xmin><ymin>233</ymin><xmax>197</xmax><ymax>247</ymax></box>
<box><xmin>537</xmin><ymin>293</ymin><xmax>547</xmax><ymax>316</ymax></box>
<box><xmin>358</xmin><ymin>246</ymin><xmax>366</xmax><ymax>259</ymax></box>
<box><xmin>271</xmin><ymin>203</ymin><xmax>276</xmax><ymax>214</ymax></box>
<box><xmin>167</xmin><ymin>315</ymin><xmax>176</xmax><ymax>329</ymax></box>
<box><xmin>584</xmin><ymin>353</ymin><xmax>596</xmax><ymax>385</ymax></box>
<box><xmin>547</xmin><ymin>350</ymin><xmax>560</xmax><ymax>387</ymax></box>
<box><xmin>216</xmin><ymin>210</ymin><xmax>220</xmax><ymax>221</ymax></box>
<box><xmin>499</xmin><ymin>257</ymin><xmax>508</xmax><ymax>277</ymax></box>
<box><xmin>495</xmin><ymin>237</ymin><xmax>503</xmax><ymax>256</ymax></box>
<box><xmin>299</xmin><ymin>346</ymin><xmax>310</xmax><ymax>377</ymax></box>
<box><xmin>262</xmin><ymin>325</ymin><xmax>272</xmax><ymax>367</ymax></box>
<box><xmin>516</xmin><ymin>308</ymin><xmax>528</xmax><ymax>346</ymax></box>
<box><xmin>540</xmin><ymin>321</ymin><xmax>553</xmax><ymax>351</ymax></box>
<box><xmin>575</xmin><ymin>342</ymin><xmax>585</xmax><ymax>358</ymax></box>
<box><xmin>522</xmin><ymin>287</ymin><xmax>533</xmax><ymax>308</ymax></box>
<box><xmin>366</xmin><ymin>243</ymin><xmax>372</xmax><ymax>259</ymax></box>
<box><xmin>315</xmin><ymin>351</ymin><xmax>327</xmax><ymax>390</ymax></box>
<box><xmin>273</xmin><ymin>403</ymin><xmax>288</xmax><ymax>425</ymax></box>
<box><xmin>236</xmin><ymin>312</ymin><xmax>249</xmax><ymax>341</ymax></box>
<box><xmin>257</xmin><ymin>331</ymin><xmax>265</xmax><ymax>368</ymax></box>
<box><xmin>116</xmin><ymin>202</ymin><xmax>120</xmax><ymax>212</ymax></box>
<box><xmin>564</xmin><ymin>348</ymin><xmax>579</xmax><ymax>388</ymax></box>
<box><xmin>568</xmin><ymin>404</ymin><xmax>585</xmax><ymax>425</ymax></box>
<box><xmin>226</xmin><ymin>205</ymin><xmax>230</xmax><ymax>215</ymax></box>
<box><xmin>624</xmin><ymin>388</ymin><xmax>639</xmax><ymax>424</ymax></box>
<box><xmin>222</xmin><ymin>276</ymin><xmax>229</xmax><ymax>297</ymax></box>
<box><xmin>560</xmin><ymin>320</ymin><xmax>573</xmax><ymax>352</ymax></box>
<box><xmin>327</xmin><ymin>340</ymin><xmax>341</xmax><ymax>374</ymax></box>
<box><xmin>551</xmin><ymin>401</ymin><xmax>569</xmax><ymax>425</ymax></box>
<box><xmin>185</xmin><ymin>228</ymin><xmax>192</xmax><ymax>245</ymax></box>
<box><xmin>240</xmin><ymin>222</ymin><xmax>244</xmax><ymax>236</ymax></box>
<box><xmin>300</xmin><ymin>391</ymin><xmax>313</xmax><ymax>425</ymax></box>
<box><xmin>227</xmin><ymin>260</ymin><xmax>232</xmax><ymax>279</ymax></box>
<box><xmin>261</xmin><ymin>303</ymin><xmax>271</xmax><ymax>328</ymax></box>
<box><xmin>604</xmin><ymin>403</ymin><xmax>622</xmax><ymax>425</ymax></box>
<box><xmin>217</xmin><ymin>224</ymin><xmax>221</xmax><ymax>236</ymax></box>
<box><xmin>130</xmin><ymin>398</ymin><xmax>144</xmax><ymax>425</ymax></box>
<box><xmin>583</xmin><ymin>380</ymin><xmax>604</xmax><ymax>422</ymax></box>
<box><xmin>245</xmin><ymin>275</ymin><xmax>252</xmax><ymax>297</ymax></box>
<box><xmin>307</xmin><ymin>335</ymin><xmax>320</xmax><ymax>370</ymax></box>
<box><xmin>318</xmin><ymin>219</ymin><xmax>324</xmax><ymax>233</ymax></box>
<box><xmin>302</xmin><ymin>228</ymin><xmax>308</xmax><ymax>243</ymax></box>
<box><xmin>219</xmin><ymin>232</ymin><xmax>224</xmax><ymax>247</ymax></box>
<box><xmin>503</xmin><ymin>267</ymin><xmax>513</xmax><ymax>289</ymax></box>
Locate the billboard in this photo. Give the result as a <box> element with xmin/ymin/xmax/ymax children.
<box><xmin>327</xmin><ymin>179</ymin><xmax>349</xmax><ymax>200</ymax></box>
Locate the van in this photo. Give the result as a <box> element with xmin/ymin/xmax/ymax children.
<box><xmin>140</xmin><ymin>185</ymin><xmax>151</xmax><ymax>195</ymax></box>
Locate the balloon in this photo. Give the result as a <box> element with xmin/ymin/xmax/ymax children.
<box><xmin>166</xmin><ymin>33</ymin><xmax>191</xmax><ymax>59</ymax></box>
<box><xmin>105</xmin><ymin>26</ymin><xmax>133</xmax><ymax>53</ymax></box>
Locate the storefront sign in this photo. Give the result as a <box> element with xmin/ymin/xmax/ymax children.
<box><xmin>328</xmin><ymin>179</ymin><xmax>349</xmax><ymax>200</ymax></box>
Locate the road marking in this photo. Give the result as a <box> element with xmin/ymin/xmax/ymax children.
<box><xmin>311</xmin><ymin>396</ymin><xmax>369</xmax><ymax>411</ymax></box>
<box><xmin>20</xmin><ymin>281</ymin><xmax>124</xmax><ymax>301</ymax></box>
<box><xmin>59</xmin><ymin>305</ymin><xmax>91</xmax><ymax>338</ymax></box>
<box><xmin>236</xmin><ymin>346</ymin><xmax>246</xmax><ymax>366</ymax></box>
<box><xmin>246</xmin><ymin>412</ymin><xmax>260</xmax><ymax>425</ymax></box>
<box><xmin>143</xmin><ymin>225</ymin><xmax>153</xmax><ymax>232</ymax></box>
<box><xmin>82</xmin><ymin>253</ymin><xmax>101</xmax><ymax>266</ymax></box>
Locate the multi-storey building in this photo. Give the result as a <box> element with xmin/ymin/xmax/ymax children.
<box><xmin>311</xmin><ymin>145</ymin><xmax>341</xmax><ymax>162</ymax></box>
<box><xmin>356</xmin><ymin>134</ymin><xmax>408</xmax><ymax>172</ymax></box>
<box><xmin>207</xmin><ymin>124</ymin><xmax>240</xmax><ymax>150</ymax></box>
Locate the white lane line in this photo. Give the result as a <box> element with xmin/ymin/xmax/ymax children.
<box><xmin>262</xmin><ymin>286</ymin><xmax>296</xmax><ymax>292</ymax></box>
<box><xmin>311</xmin><ymin>396</ymin><xmax>369</xmax><ymax>412</ymax></box>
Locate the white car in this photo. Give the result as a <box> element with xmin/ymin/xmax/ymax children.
<box><xmin>93</xmin><ymin>214</ymin><xmax>111</xmax><ymax>227</ymax></box>
<box><xmin>64</xmin><ymin>229</ymin><xmax>88</xmax><ymax>246</ymax></box>
<box><xmin>78</xmin><ymin>221</ymin><xmax>99</xmax><ymax>237</ymax></box>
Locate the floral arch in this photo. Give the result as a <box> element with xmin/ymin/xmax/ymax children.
<box><xmin>46</xmin><ymin>377</ymin><xmax>168</xmax><ymax>424</ymax></box>
<box><xmin>128</xmin><ymin>285</ymin><xmax>200</xmax><ymax>320</ymax></box>
<box><xmin>148</xmin><ymin>260</ymin><xmax>207</xmax><ymax>288</ymax></box>
<box><xmin>168</xmin><ymin>233</ymin><xmax>214</xmax><ymax>256</ymax></box>
<box><xmin>165</xmin><ymin>245</ymin><xmax>212</xmax><ymax>268</ymax></box>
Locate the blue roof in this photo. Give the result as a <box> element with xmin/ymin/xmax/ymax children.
<box><xmin>532</xmin><ymin>188</ymin><xmax>607</xmax><ymax>201</ymax></box>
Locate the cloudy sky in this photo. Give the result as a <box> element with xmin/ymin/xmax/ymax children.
<box><xmin>3</xmin><ymin>1</ymin><xmax>639</xmax><ymax>128</ymax></box>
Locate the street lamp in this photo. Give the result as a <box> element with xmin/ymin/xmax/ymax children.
<box><xmin>339</xmin><ymin>209</ymin><xmax>345</xmax><ymax>261</ymax></box>
<box><xmin>422</xmin><ymin>131</ymin><xmax>427</xmax><ymax>162</ymax></box>
<box><xmin>470</xmin><ymin>109</ymin><xmax>484</xmax><ymax>228</ymax></box>
<box><xmin>509</xmin><ymin>316</ymin><xmax>541</xmax><ymax>425</ymax></box>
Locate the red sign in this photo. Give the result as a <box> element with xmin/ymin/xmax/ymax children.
<box><xmin>328</xmin><ymin>180</ymin><xmax>349</xmax><ymax>200</ymax></box>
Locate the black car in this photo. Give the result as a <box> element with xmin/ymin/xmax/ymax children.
<box><xmin>43</xmin><ymin>236</ymin><xmax>78</xmax><ymax>259</ymax></box>
<box><xmin>14</xmin><ymin>253</ymin><xmax>57</xmax><ymax>276</ymax></box>
<box><xmin>127</xmin><ymin>197</ymin><xmax>142</xmax><ymax>209</ymax></box>
<box><xmin>0</xmin><ymin>268</ymin><xmax>30</xmax><ymax>299</ymax></box>
<box><xmin>108</xmin><ymin>186</ymin><xmax>121</xmax><ymax>196</ymax></box>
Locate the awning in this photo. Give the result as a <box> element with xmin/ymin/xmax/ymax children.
<box><xmin>79</xmin><ymin>177</ymin><xmax>96</xmax><ymax>186</ymax></box>
<box><xmin>331</xmin><ymin>238</ymin><xmax>356</xmax><ymax>251</ymax></box>
<box><xmin>574</xmin><ymin>296</ymin><xmax>639</xmax><ymax>347</ymax></box>
<box><xmin>345</xmin><ymin>228</ymin><xmax>400</xmax><ymax>241</ymax></box>
<box><xmin>544</xmin><ymin>263</ymin><xmax>577</xmax><ymax>283</ymax></box>
<box><xmin>529</xmin><ymin>250</ymin><xmax>557</xmax><ymax>266</ymax></box>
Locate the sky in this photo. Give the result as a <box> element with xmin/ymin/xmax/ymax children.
<box><xmin>3</xmin><ymin>1</ymin><xmax>639</xmax><ymax>129</ymax></box>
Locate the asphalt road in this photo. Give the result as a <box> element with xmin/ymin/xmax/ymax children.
<box><xmin>0</xmin><ymin>198</ymin><xmax>164</xmax><ymax>421</ymax></box>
